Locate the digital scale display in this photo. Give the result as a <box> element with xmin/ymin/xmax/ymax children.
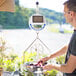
<box><xmin>33</xmin><ymin>16</ymin><xmax>43</xmax><ymax>23</ymax></box>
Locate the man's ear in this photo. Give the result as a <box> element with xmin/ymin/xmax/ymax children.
<box><xmin>70</xmin><ymin>11</ymin><xmax>75</xmax><ymax>17</ymax></box>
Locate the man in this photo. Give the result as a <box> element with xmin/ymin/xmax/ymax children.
<box><xmin>38</xmin><ymin>0</ymin><xmax>76</xmax><ymax>76</ymax></box>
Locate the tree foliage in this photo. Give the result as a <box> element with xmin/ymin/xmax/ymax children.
<box><xmin>0</xmin><ymin>5</ymin><xmax>30</xmax><ymax>29</ymax></box>
<box><xmin>40</xmin><ymin>8</ymin><xmax>65</xmax><ymax>24</ymax></box>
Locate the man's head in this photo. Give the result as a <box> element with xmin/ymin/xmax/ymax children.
<box><xmin>64</xmin><ymin>0</ymin><xmax>76</xmax><ymax>12</ymax></box>
<box><xmin>63</xmin><ymin>0</ymin><xmax>76</xmax><ymax>26</ymax></box>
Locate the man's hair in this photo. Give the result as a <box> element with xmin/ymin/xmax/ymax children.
<box><xmin>64</xmin><ymin>0</ymin><xmax>76</xmax><ymax>12</ymax></box>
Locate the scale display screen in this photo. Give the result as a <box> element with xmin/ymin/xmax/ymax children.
<box><xmin>33</xmin><ymin>16</ymin><xmax>43</xmax><ymax>23</ymax></box>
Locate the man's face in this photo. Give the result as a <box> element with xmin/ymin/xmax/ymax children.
<box><xmin>64</xmin><ymin>4</ymin><xmax>73</xmax><ymax>24</ymax></box>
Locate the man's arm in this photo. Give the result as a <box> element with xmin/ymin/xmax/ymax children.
<box><xmin>43</xmin><ymin>54</ymin><xmax>76</xmax><ymax>73</ymax></box>
<box><xmin>49</xmin><ymin>45</ymin><xmax>68</xmax><ymax>59</ymax></box>
<box><xmin>38</xmin><ymin>45</ymin><xmax>68</xmax><ymax>63</ymax></box>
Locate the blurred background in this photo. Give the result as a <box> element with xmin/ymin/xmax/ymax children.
<box><xmin>0</xmin><ymin>0</ymin><xmax>73</xmax><ymax>76</ymax></box>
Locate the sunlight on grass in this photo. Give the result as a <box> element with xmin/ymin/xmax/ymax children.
<box><xmin>47</xmin><ymin>24</ymin><xmax>73</xmax><ymax>33</ymax></box>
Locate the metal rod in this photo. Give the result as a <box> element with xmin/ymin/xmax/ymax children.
<box><xmin>23</xmin><ymin>32</ymin><xmax>50</xmax><ymax>63</ymax></box>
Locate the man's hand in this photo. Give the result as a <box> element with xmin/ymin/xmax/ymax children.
<box><xmin>43</xmin><ymin>64</ymin><xmax>54</xmax><ymax>70</ymax></box>
<box><xmin>38</xmin><ymin>56</ymin><xmax>50</xmax><ymax>64</ymax></box>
